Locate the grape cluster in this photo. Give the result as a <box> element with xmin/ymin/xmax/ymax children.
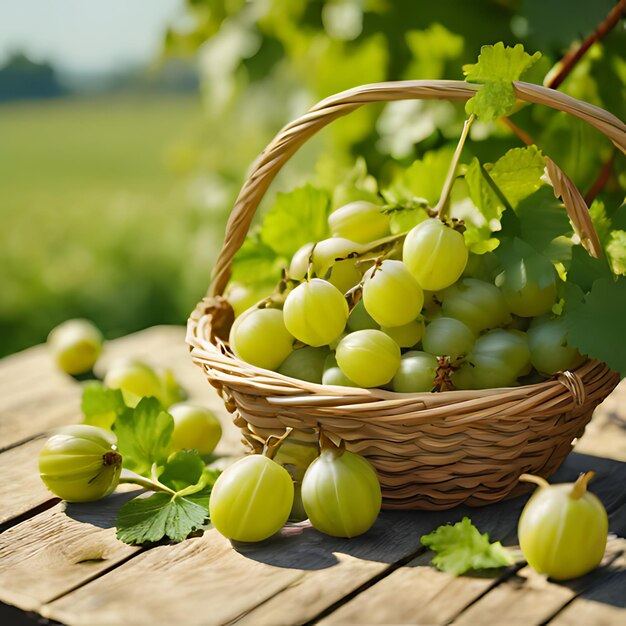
<box><xmin>229</xmin><ymin>201</ymin><xmax>584</xmax><ymax>392</ymax></box>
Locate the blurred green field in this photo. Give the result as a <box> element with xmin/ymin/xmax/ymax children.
<box><xmin>1</xmin><ymin>95</ymin><xmax>229</xmax><ymax>357</ymax></box>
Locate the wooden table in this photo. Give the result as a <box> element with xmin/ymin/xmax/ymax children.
<box><xmin>1</xmin><ymin>326</ymin><xmax>624</xmax><ymax>626</ymax></box>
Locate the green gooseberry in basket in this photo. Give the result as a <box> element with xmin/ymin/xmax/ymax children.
<box><xmin>47</xmin><ymin>319</ymin><xmax>103</xmax><ymax>375</ymax></box>
<box><xmin>39</xmin><ymin>425</ymin><xmax>122</xmax><ymax>502</ymax></box>
<box><xmin>518</xmin><ymin>472</ymin><xmax>608</xmax><ymax>580</ymax></box>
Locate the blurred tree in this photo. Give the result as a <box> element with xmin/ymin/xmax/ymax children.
<box><xmin>0</xmin><ymin>52</ymin><xmax>66</xmax><ymax>101</ymax></box>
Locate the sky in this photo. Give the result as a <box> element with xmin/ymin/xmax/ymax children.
<box><xmin>0</xmin><ymin>0</ymin><xmax>185</xmax><ymax>75</ymax></box>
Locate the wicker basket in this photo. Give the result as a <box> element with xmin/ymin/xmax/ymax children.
<box><xmin>187</xmin><ymin>80</ymin><xmax>625</xmax><ymax>510</ymax></box>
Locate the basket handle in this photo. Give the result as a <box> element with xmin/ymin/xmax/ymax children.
<box><xmin>210</xmin><ymin>79</ymin><xmax>626</xmax><ymax>297</ymax></box>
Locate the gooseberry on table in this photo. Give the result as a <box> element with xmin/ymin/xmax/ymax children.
<box><xmin>39</xmin><ymin>424</ymin><xmax>122</xmax><ymax>502</ymax></box>
<box><xmin>518</xmin><ymin>472</ymin><xmax>608</xmax><ymax>581</ymax></box>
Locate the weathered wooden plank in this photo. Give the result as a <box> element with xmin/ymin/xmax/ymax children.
<box><xmin>0</xmin><ymin>391</ymin><xmax>81</xmax><ymax>452</ymax></box>
<box><xmin>0</xmin><ymin>437</ymin><xmax>56</xmax><ymax>525</ymax></box>
<box><xmin>0</xmin><ymin>326</ymin><xmax>238</xmax><ymax>452</ymax></box>
<box><xmin>0</xmin><ymin>495</ymin><xmax>140</xmax><ymax>612</ymax></box>
<box><xmin>451</xmin><ymin>539</ymin><xmax>625</xmax><ymax>626</ymax></box>
<box><xmin>318</xmin><ymin>550</ymin><xmax>517</xmax><ymax>626</ymax></box>
<box><xmin>548</xmin><ymin>555</ymin><xmax>626</xmax><ymax>624</ymax></box>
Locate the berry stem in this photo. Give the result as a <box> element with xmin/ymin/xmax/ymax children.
<box><xmin>519</xmin><ymin>473</ymin><xmax>550</xmax><ymax>490</ymax></box>
<box><xmin>119</xmin><ymin>469</ymin><xmax>177</xmax><ymax>496</ymax></box>
<box><xmin>436</xmin><ymin>114</ymin><xmax>475</xmax><ymax>220</ymax></box>
<box><xmin>570</xmin><ymin>471</ymin><xmax>596</xmax><ymax>500</ymax></box>
<box><xmin>263</xmin><ymin>427</ymin><xmax>294</xmax><ymax>460</ymax></box>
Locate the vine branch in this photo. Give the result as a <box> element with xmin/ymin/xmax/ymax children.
<box><xmin>584</xmin><ymin>150</ymin><xmax>617</xmax><ymax>204</ymax></box>
<box><xmin>544</xmin><ymin>0</ymin><xmax>626</xmax><ymax>89</ymax></box>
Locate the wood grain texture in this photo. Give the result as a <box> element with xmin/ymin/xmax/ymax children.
<box><xmin>548</xmin><ymin>551</ymin><xmax>626</xmax><ymax>624</ymax></box>
<box><xmin>575</xmin><ymin>378</ymin><xmax>626</xmax><ymax>462</ymax></box>
<box><xmin>0</xmin><ymin>326</ymin><xmax>239</xmax><ymax>453</ymax></box>
<box><xmin>318</xmin><ymin>551</ymin><xmax>515</xmax><ymax>626</ymax></box>
<box><xmin>40</xmin><ymin>493</ymin><xmax>528</xmax><ymax>626</ymax></box>
<box><xmin>0</xmin><ymin>437</ymin><xmax>56</xmax><ymax>525</ymax></box>
<box><xmin>311</xmin><ymin>454</ymin><xmax>626</xmax><ymax>626</ymax></box>
<box><xmin>452</xmin><ymin>540</ymin><xmax>625</xmax><ymax>626</ymax></box>
<box><xmin>0</xmin><ymin>495</ymin><xmax>140</xmax><ymax>611</ymax></box>
<box><xmin>41</xmin><ymin>453</ymin><xmax>623</xmax><ymax>626</ymax></box>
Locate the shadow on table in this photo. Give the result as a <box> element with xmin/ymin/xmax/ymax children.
<box><xmin>233</xmin><ymin>451</ymin><xmax>625</xmax><ymax>573</ymax></box>
<box><xmin>64</xmin><ymin>490</ymin><xmax>139</xmax><ymax>529</ymax></box>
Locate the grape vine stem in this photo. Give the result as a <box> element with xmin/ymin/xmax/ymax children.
<box><xmin>544</xmin><ymin>0</ymin><xmax>626</xmax><ymax>90</ymax></box>
<box><xmin>436</xmin><ymin>114</ymin><xmax>475</xmax><ymax>220</ymax></box>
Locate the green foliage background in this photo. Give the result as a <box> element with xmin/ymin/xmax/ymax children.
<box><xmin>2</xmin><ymin>0</ymin><xmax>624</xmax><ymax>356</ymax></box>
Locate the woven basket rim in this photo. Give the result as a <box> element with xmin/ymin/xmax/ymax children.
<box><xmin>186</xmin><ymin>302</ymin><xmax>617</xmax><ymax>413</ymax></box>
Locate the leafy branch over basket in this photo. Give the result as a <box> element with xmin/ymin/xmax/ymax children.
<box><xmin>227</xmin><ymin>43</ymin><xmax>626</xmax><ymax>384</ymax></box>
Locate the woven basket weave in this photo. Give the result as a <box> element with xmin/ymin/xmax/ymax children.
<box><xmin>187</xmin><ymin>80</ymin><xmax>625</xmax><ymax>510</ymax></box>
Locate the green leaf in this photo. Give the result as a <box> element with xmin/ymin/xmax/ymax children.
<box><xmin>81</xmin><ymin>382</ymin><xmax>126</xmax><ymax>430</ymax></box>
<box><xmin>463</xmin><ymin>43</ymin><xmax>541</xmax><ymax>121</ymax></box>
<box><xmin>113</xmin><ymin>397</ymin><xmax>174</xmax><ymax>477</ymax></box>
<box><xmin>515</xmin><ymin>187</ymin><xmax>573</xmax><ymax>254</ymax></box>
<box><xmin>260</xmin><ymin>184</ymin><xmax>330</xmax><ymax>259</ymax></box>
<box><xmin>231</xmin><ymin>231</ymin><xmax>284</xmax><ymax>287</ymax></box>
<box><xmin>421</xmin><ymin>517</ymin><xmax>514</xmax><ymax>575</ymax></box>
<box><xmin>487</xmin><ymin>146</ymin><xmax>546</xmax><ymax>209</ymax></box>
<box><xmin>159</xmin><ymin>450</ymin><xmax>205</xmax><ymax>492</ymax></box>
<box><xmin>405</xmin><ymin>23</ymin><xmax>464</xmax><ymax>79</ymax></box>
<box><xmin>565</xmin><ymin>276</ymin><xmax>626</xmax><ymax>376</ymax></box>
<box><xmin>115</xmin><ymin>486</ymin><xmax>212</xmax><ymax>545</ymax></box>
<box><xmin>607</xmin><ymin>231</ymin><xmax>626</xmax><ymax>275</ymax></box>
<box><xmin>326</xmin><ymin>156</ymin><xmax>381</xmax><ymax>209</ymax></box>
<box><xmin>566</xmin><ymin>245</ymin><xmax>613</xmax><ymax>293</ymax></box>
<box><xmin>495</xmin><ymin>237</ymin><xmax>556</xmax><ymax>292</ymax></box>
<box><xmin>588</xmin><ymin>201</ymin><xmax>613</xmax><ymax>249</ymax></box>
<box><xmin>465</xmin><ymin>80</ymin><xmax>517</xmax><ymax>121</ymax></box>
<box><xmin>382</xmin><ymin>147</ymin><xmax>455</xmax><ymax>208</ymax></box>
<box><xmin>464</xmin><ymin>146</ymin><xmax>546</xmax><ymax>249</ymax></box>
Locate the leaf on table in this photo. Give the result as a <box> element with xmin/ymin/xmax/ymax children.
<box><xmin>260</xmin><ymin>184</ymin><xmax>330</xmax><ymax>259</ymax></box>
<box><xmin>81</xmin><ymin>382</ymin><xmax>126</xmax><ymax>430</ymax></box>
<box><xmin>113</xmin><ymin>397</ymin><xmax>174</xmax><ymax>477</ymax></box>
<box><xmin>463</xmin><ymin>42</ymin><xmax>541</xmax><ymax>121</ymax></box>
<box><xmin>420</xmin><ymin>517</ymin><xmax>514</xmax><ymax>575</ymax></box>
<box><xmin>116</xmin><ymin>486</ymin><xmax>213</xmax><ymax>545</ymax></box>
<box><xmin>564</xmin><ymin>276</ymin><xmax>626</xmax><ymax>377</ymax></box>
